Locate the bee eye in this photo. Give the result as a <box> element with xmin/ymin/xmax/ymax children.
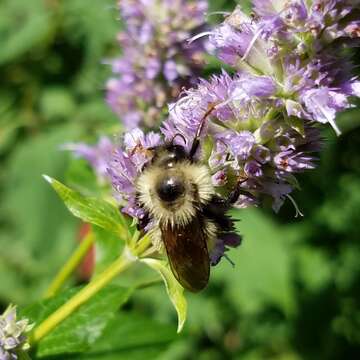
<box><xmin>156</xmin><ymin>176</ymin><xmax>185</xmax><ymax>202</ymax></box>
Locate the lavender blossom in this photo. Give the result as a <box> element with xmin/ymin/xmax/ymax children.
<box><xmin>158</xmin><ymin>0</ymin><xmax>360</xmax><ymax>262</ymax></box>
<box><xmin>62</xmin><ymin>136</ymin><xmax>114</xmax><ymax>183</ymax></box>
<box><xmin>206</xmin><ymin>2</ymin><xmax>360</xmax><ymax>134</ymax></box>
<box><xmin>108</xmin><ymin>1</ymin><xmax>360</xmax><ymax>267</ymax></box>
<box><xmin>0</xmin><ymin>305</ymin><xmax>33</xmax><ymax>360</ymax></box>
<box><xmin>106</xmin><ymin>0</ymin><xmax>208</xmax><ymax>130</ymax></box>
<box><xmin>108</xmin><ymin>128</ymin><xmax>162</xmax><ymax>219</ymax></box>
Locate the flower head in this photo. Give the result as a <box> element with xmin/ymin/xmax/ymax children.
<box><xmin>205</xmin><ymin>2</ymin><xmax>360</xmax><ymax>133</ymax></box>
<box><xmin>106</xmin><ymin>0</ymin><xmax>208</xmax><ymax>130</ymax></box>
<box><xmin>108</xmin><ymin>128</ymin><xmax>162</xmax><ymax>219</ymax></box>
<box><xmin>107</xmin><ymin>1</ymin><xmax>359</xmax><ymax>268</ymax></box>
<box><xmin>0</xmin><ymin>305</ymin><xmax>33</xmax><ymax>360</ymax></box>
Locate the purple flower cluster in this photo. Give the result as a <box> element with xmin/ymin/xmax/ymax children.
<box><xmin>161</xmin><ymin>0</ymin><xmax>360</xmax><ymax>210</ymax></box>
<box><xmin>106</xmin><ymin>0</ymin><xmax>208</xmax><ymax>130</ymax></box>
<box><xmin>0</xmin><ymin>305</ymin><xmax>33</xmax><ymax>360</ymax></box>
<box><xmin>108</xmin><ymin>128</ymin><xmax>162</xmax><ymax>219</ymax></box>
<box><xmin>162</xmin><ymin>72</ymin><xmax>322</xmax><ymax>212</ymax></box>
<box><xmin>108</xmin><ymin>1</ymin><xmax>360</xmax><ymax>266</ymax></box>
<box><xmin>206</xmin><ymin>1</ymin><xmax>360</xmax><ymax>134</ymax></box>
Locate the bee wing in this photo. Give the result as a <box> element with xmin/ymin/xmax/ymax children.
<box><xmin>161</xmin><ymin>217</ymin><xmax>210</xmax><ymax>292</ymax></box>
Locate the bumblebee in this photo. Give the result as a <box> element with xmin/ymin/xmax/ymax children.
<box><xmin>135</xmin><ymin>109</ymin><xmax>242</xmax><ymax>292</ymax></box>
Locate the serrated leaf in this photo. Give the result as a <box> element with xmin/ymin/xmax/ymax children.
<box><xmin>141</xmin><ymin>259</ymin><xmax>187</xmax><ymax>333</ymax></box>
<box><xmin>43</xmin><ymin>176</ymin><xmax>130</xmax><ymax>241</ymax></box>
<box><xmin>22</xmin><ymin>285</ymin><xmax>132</xmax><ymax>357</ymax></box>
<box><xmin>70</xmin><ymin>312</ymin><xmax>177</xmax><ymax>360</ymax></box>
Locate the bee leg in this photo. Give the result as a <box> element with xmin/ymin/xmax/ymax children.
<box><xmin>137</xmin><ymin>212</ymin><xmax>150</xmax><ymax>231</ymax></box>
<box><xmin>227</xmin><ymin>178</ymin><xmax>257</xmax><ymax>206</ymax></box>
<box><xmin>228</xmin><ymin>183</ymin><xmax>243</xmax><ymax>205</ymax></box>
<box><xmin>202</xmin><ymin>196</ymin><xmax>234</xmax><ymax>231</ymax></box>
<box><xmin>149</xmin><ymin>227</ymin><xmax>164</xmax><ymax>252</ymax></box>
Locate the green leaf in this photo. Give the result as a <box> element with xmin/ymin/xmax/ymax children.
<box><xmin>214</xmin><ymin>208</ymin><xmax>297</xmax><ymax>315</ymax></box>
<box><xmin>70</xmin><ymin>312</ymin><xmax>177</xmax><ymax>360</ymax></box>
<box><xmin>65</xmin><ymin>158</ymin><xmax>101</xmax><ymax>196</ymax></box>
<box><xmin>0</xmin><ymin>124</ymin><xmax>80</xmax><ymax>305</ymax></box>
<box><xmin>93</xmin><ymin>226</ymin><xmax>125</xmax><ymax>275</ymax></box>
<box><xmin>39</xmin><ymin>87</ymin><xmax>76</xmax><ymax>122</ymax></box>
<box><xmin>316</xmin><ymin>174</ymin><xmax>360</xmax><ymax>233</ymax></box>
<box><xmin>296</xmin><ymin>245</ymin><xmax>332</xmax><ymax>292</ymax></box>
<box><xmin>62</xmin><ymin>0</ymin><xmax>119</xmax><ymax>96</ymax></box>
<box><xmin>43</xmin><ymin>176</ymin><xmax>130</xmax><ymax>241</ymax></box>
<box><xmin>141</xmin><ymin>259</ymin><xmax>187</xmax><ymax>333</ymax></box>
<box><xmin>0</xmin><ymin>0</ymin><xmax>52</xmax><ymax>64</ymax></box>
<box><xmin>22</xmin><ymin>285</ymin><xmax>132</xmax><ymax>357</ymax></box>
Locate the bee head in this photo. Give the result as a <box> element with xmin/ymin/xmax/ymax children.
<box><xmin>156</xmin><ymin>175</ymin><xmax>186</xmax><ymax>203</ymax></box>
<box><xmin>151</xmin><ymin>144</ymin><xmax>187</xmax><ymax>168</ymax></box>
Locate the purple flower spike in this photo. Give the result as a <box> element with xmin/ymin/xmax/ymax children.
<box><xmin>108</xmin><ymin>128</ymin><xmax>163</xmax><ymax>218</ymax></box>
<box><xmin>232</xmin><ymin>74</ymin><xmax>277</xmax><ymax>98</ymax></box>
<box><xmin>229</xmin><ymin>132</ymin><xmax>256</xmax><ymax>162</ymax></box>
<box><xmin>302</xmin><ymin>87</ymin><xmax>347</xmax><ymax>135</ymax></box>
<box><xmin>106</xmin><ymin>0</ymin><xmax>209</xmax><ymax>130</ymax></box>
<box><xmin>105</xmin><ymin>1</ymin><xmax>360</xmax><ymax>270</ymax></box>
<box><xmin>245</xmin><ymin>160</ymin><xmax>263</xmax><ymax>177</ymax></box>
<box><xmin>160</xmin><ymin>0</ymin><xmax>360</xmax><ymax>226</ymax></box>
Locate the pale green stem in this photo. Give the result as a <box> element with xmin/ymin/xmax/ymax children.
<box><xmin>31</xmin><ymin>235</ymin><xmax>151</xmax><ymax>345</ymax></box>
<box><xmin>44</xmin><ymin>232</ymin><xmax>95</xmax><ymax>298</ymax></box>
<box><xmin>17</xmin><ymin>350</ymin><xmax>32</xmax><ymax>360</ymax></box>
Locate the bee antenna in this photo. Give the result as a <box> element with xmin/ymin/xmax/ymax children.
<box><xmin>170</xmin><ymin>133</ymin><xmax>187</xmax><ymax>146</ymax></box>
<box><xmin>189</xmin><ymin>103</ymin><xmax>217</xmax><ymax>159</ymax></box>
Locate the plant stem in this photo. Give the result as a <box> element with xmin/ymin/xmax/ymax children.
<box><xmin>17</xmin><ymin>351</ymin><xmax>32</xmax><ymax>360</ymax></box>
<box><xmin>44</xmin><ymin>232</ymin><xmax>95</xmax><ymax>298</ymax></box>
<box><xmin>32</xmin><ymin>253</ymin><xmax>132</xmax><ymax>344</ymax></box>
<box><xmin>31</xmin><ymin>235</ymin><xmax>151</xmax><ymax>344</ymax></box>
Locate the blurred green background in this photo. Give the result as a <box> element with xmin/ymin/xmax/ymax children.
<box><xmin>1</xmin><ymin>0</ymin><xmax>360</xmax><ymax>359</ymax></box>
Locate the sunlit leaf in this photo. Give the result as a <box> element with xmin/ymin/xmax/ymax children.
<box><xmin>141</xmin><ymin>259</ymin><xmax>187</xmax><ymax>333</ymax></box>
<box><xmin>43</xmin><ymin>176</ymin><xmax>130</xmax><ymax>241</ymax></box>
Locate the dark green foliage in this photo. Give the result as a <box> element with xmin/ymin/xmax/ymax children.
<box><xmin>0</xmin><ymin>0</ymin><xmax>119</xmax><ymax>304</ymax></box>
<box><xmin>22</xmin><ymin>286</ymin><xmax>132</xmax><ymax>357</ymax></box>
